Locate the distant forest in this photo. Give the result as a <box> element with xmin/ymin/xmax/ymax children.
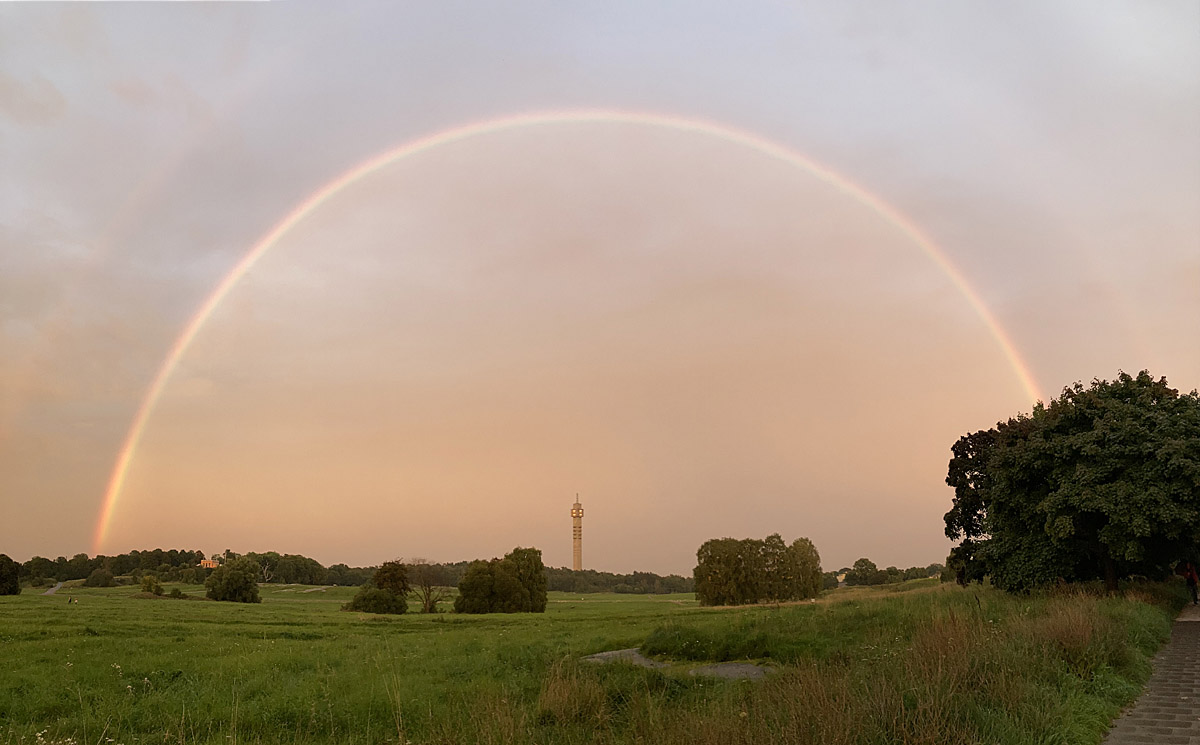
<box><xmin>14</xmin><ymin>549</ymin><xmax>694</xmax><ymax>594</ymax></box>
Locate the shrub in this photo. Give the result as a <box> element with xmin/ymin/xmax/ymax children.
<box><xmin>84</xmin><ymin>568</ymin><xmax>114</xmax><ymax>588</ymax></box>
<box><xmin>344</xmin><ymin>586</ymin><xmax>406</xmax><ymax>614</ymax></box>
<box><xmin>169</xmin><ymin>587</ymin><xmax>185</xmax><ymax>599</ymax></box>
<box><xmin>141</xmin><ymin>575</ymin><xmax>163</xmax><ymax>595</ymax></box>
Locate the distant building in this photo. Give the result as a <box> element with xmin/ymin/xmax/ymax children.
<box><xmin>571</xmin><ymin>496</ymin><xmax>584</xmax><ymax>571</ymax></box>
<box><xmin>199</xmin><ymin>559</ymin><xmax>219</xmax><ymax>569</ymax></box>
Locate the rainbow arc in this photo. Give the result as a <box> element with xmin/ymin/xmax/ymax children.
<box><xmin>91</xmin><ymin>108</ymin><xmax>1041</xmax><ymax>553</ymax></box>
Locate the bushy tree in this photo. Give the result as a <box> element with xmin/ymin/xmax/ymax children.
<box><xmin>504</xmin><ymin>547</ymin><xmax>548</xmax><ymax>612</ymax></box>
<box><xmin>373</xmin><ymin>560</ymin><xmax>411</xmax><ymax>596</ymax></box>
<box><xmin>454</xmin><ymin>560</ymin><xmax>499</xmax><ymax>614</ymax></box>
<box><xmin>205</xmin><ymin>557</ymin><xmax>261</xmax><ymax>603</ymax></box>
<box><xmin>0</xmin><ymin>554</ymin><xmax>20</xmax><ymax>595</ymax></box>
<box><xmin>945</xmin><ymin>371</ymin><xmax>1200</xmax><ymax>592</ymax></box>
<box><xmin>453</xmin><ymin>547</ymin><xmax>547</xmax><ymax>614</ymax></box>
<box><xmin>141</xmin><ymin>574</ymin><xmax>163</xmax><ymax>595</ymax></box>
<box><xmin>343</xmin><ymin>560</ymin><xmax>411</xmax><ymax>614</ymax></box>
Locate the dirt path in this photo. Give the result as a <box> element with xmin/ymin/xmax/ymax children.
<box><xmin>42</xmin><ymin>582</ymin><xmax>64</xmax><ymax>596</ymax></box>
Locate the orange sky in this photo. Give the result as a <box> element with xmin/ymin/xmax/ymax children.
<box><xmin>111</xmin><ymin>126</ymin><xmax>1030</xmax><ymax>573</ymax></box>
<box><xmin>2</xmin><ymin>3</ymin><xmax>1196</xmax><ymax>574</ymax></box>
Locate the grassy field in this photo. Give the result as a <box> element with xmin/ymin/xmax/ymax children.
<box><xmin>0</xmin><ymin>579</ymin><xmax>1186</xmax><ymax>744</ymax></box>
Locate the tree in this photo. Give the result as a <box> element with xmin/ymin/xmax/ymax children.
<box><xmin>453</xmin><ymin>548</ymin><xmax>547</xmax><ymax>614</ymax></box>
<box><xmin>24</xmin><ymin>556</ymin><xmax>55</xmax><ymax>584</ymax></box>
<box><xmin>344</xmin><ymin>561</ymin><xmax>410</xmax><ymax>614</ymax></box>
<box><xmin>759</xmin><ymin>534</ymin><xmax>790</xmax><ymax>601</ymax></box>
<box><xmin>372</xmin><ymin>560</ymin><xmax>411</xmax><ymax>596</ymax></box>
<box><xmin>694</xmin><ymin>538</ymin><xmax>746</xmax><ymax>605</ymax></box>
<box><xmin>503</xmin><ymin>547</ymin><xmax>548</xmax><ymax>612</ymax></box>
<box><xmin>408</xmin><ymin>558</ymin><xmax>450</xmax><ymax>613</ymax></box>
<box><xmin>945</xmin><ymin>371</ymin><xmax>1200</xmax><ymax>592</ymax></box>
<box><xmin>453</xmin><ymin>560</ymin><xmax>498</xmax><ymax>614</ymax></box>
<box><xmin>694</xmin><ymin>535</ymin><xmax>822</xmax><ymax>605</ymax></box>
<box><xmin>943</xmin><ymin>427</ymin><xmax>999</xmax><ymax>586</ymax></box>
<box><xmin>788</xmin><ymin>537</ymin><xmax>823</xmax><ymax>599</ymax></box>
<box><xmin>141</xmin><ymin>574</ymin><xmax>163</xmax><ymax>595</ymax></box>
<box><xmin>0</xmin><ymin>554</ymin><xmax>20</xmax><ymax>595</ymax></box>
<box><xmin>205</xmin><ymin>557</ymin><xmax>261</xmax><ymax>603</ymax></box>
<box><xmin>344</xmin><ymin>587</ymin><xmax>406</xmax><ymax>614</ymax></box>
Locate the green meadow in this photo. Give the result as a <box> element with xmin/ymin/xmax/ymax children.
<box><xmin>0</xmin><ymin>579</ymin><xmax>1186</xmax><ymax>745</ymax></box>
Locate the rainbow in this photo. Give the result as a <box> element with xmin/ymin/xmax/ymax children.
<box><xmin>91</xmin><ymin>108</ymin><xmax>1042</xmax><ymax>553</ymax></box>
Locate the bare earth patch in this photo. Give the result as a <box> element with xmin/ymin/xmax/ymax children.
<box><xmin>688</xmin><ymin>662</ymin><xmax>769</xmax><ymax>680</ymax></box>
<box><xmin>582</xmin><ymin>648</ymin><xmax>667</xmax><ymax>668</ymax></box>
<box><xmin>582</xmin><ymin>648</ymin><xmax>771</xmax><ymax>680</ymax></box>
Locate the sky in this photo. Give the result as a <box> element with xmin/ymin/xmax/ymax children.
<box><xmin>1</xmin><ymin>2</ymin><xmax>1197</xmax><ymax>576</ymax></box>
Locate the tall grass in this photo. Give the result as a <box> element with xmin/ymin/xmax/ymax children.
<box><xmin>514</xmin><ymin>587</ymin><xmax>1178</xmax><ymax>745</ymax></box>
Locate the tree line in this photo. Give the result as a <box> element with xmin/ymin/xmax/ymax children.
<box><xmin>11</xmin><ymin>547</ymin><xmax>377</xmax><ymax>588</ymax></box>
<box><xmin>545</xmin><ymin>567</ymin><xmax>693</xmax><ymax>594</ymax></box>
<box><xmin>9</xmin><ymin>546</ymin><xmax>697</xmax><ymax>598</ymax></box>
<box><xmin>837</xmin><ymin>558</ymin><xmax>945</xmax><ymax>587</ymax></box>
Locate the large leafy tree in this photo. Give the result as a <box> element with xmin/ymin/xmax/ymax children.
<box><xmin>503</xmin><ymin>547</ymin><xmax>548</xmax><ymax>612</ymax></box>
<box><xmin>372</xmin><ymin>560</ymin><xmax>411</xmax><ymax>596</ymax></box>
<box><xmin>788</xmin><ymin>537</ymin><xmax>823</xmax><ymax>599</ymax></box>
<box><xmin>0</xmin><ymin>554</ymin><xmax>20</xmax><ymax>595</ymax></box>
<box><xmin>945</xmin><ymin>371</ymin><xmax>1200</xmax><ymax>592</ymax></box>
<box><xmin>453</xmin><ymin>560</ymin><xmax>498</xmax><ymax>614</ymax></box>
<box><xmin>453</xmin><ymin>547</ymin><xmax>547</xmax><ymax>614</ymax></box>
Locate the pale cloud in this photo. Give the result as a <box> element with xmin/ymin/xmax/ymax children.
<box><xmin>0</xmin><ymin>71</ymin><xmax>66</xmax><ymax>125</ymax></box>
<box><xmin>109</xmin><ymin>77</ymin><xmax>158</xmax><ymax>108</ymax></box>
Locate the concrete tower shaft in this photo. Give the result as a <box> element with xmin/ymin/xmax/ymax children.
<box><xmin>571</xmin><ymin>497</ymin><xmax>583</xmax><ymax>571</ymax></box>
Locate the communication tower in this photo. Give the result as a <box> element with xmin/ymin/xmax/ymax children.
<box><xmin>571</xmin><ymin>495</ymin><xmax>583</xmax><ymax>571</ymax></box>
